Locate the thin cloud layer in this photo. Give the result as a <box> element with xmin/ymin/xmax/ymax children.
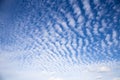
<box><xmin>98</xmin><ymin>66</ymin><xmax>111</xmax><ymax>72</ymax></box>
<box><xmin>113</xmin><ymin>78</ymin><xmax>120</xmax><ymax>80</ymax></box>
<box><xmin>49</xmin><ymin>77</ymin><xmax>64</xmax><ymax>80</ymax></box>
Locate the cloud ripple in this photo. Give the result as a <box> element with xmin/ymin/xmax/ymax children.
<box><xmin>0</xmin><ymin>0</ymin><xmax>120</xmax><ymax>72</ymax></box>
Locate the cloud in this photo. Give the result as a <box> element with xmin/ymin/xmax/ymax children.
<box><xmin>0</xmin><ymin>0</ymin><xmax>120</xmax><ymax>80</ymax></box>
<box><xmin>113</xmin><ymin>78</ymin><xmax>120</xmax><ymax>80</ymax></box>
<box><xmin>48</xmin><ymin>77</ymin><xmax>64</xmax><ymax>80</ymax></box>
<box><xmin>96</xmin><ymin>76</ymin><xmax>102</xmax><ymax>80</ymax></box>
<box><xmin>98</xmin><ymin>66</ymin><xmax>111</xmax><ymax>72</ymax></box>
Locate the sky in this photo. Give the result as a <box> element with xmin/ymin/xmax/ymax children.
<box><xmin>0</xmin><ymin>0</ymin><xmax>120</xmax><ymax>80</ymax></box>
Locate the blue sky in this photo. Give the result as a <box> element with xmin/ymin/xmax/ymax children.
<box><xmin>0</xmin><ymin>0</ymin><xmax>120</xmax><ymax>80</ymax></box>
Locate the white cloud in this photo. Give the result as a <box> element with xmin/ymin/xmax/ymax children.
<box><xmin>66</xmin><ymin>13</ymin><xmax>75</xmax><ymax>27</ymax></box>
<box><xmin>82</xmin><ymin>0</ymin><xmax>93</xmax><ymax>18</ymax></box>
<box><xmin>113</xmin><ymin>78</ymin><xmax>120</xmax><ymax>80</ymax></box>
<box><xmin>48</xmin><ymin>77</ymin><xmax>64</xmax><ymax>80</ymax></box>
<box><xmin>98</xmin><ymin>66</ymin><xmax>111</xmax><ymax>72</ymax></box>
<box><xmin>54</xmin><ymin>24</ymin><xmax>63</xmax><ymax>33</ymax></box>
<box><xmin>93</xmin><ymin>23</ymin><xmax>99</xmax><ymax>35</ymax></box>
<box><xmin>77</xmin><ymin>15</ymin><xmax>84</xmax><ymax>23</ymax></box>
<box><xmin>96</xmin><ymin>75</ymin><xmax>103</xmax><ymax>79</ymax></box>
<box><xmin>112</xmin><ymin>30</ymin><xmax>117</xmax><ymax>39</ymax></box>
<box><xmin>72</xmin><ymin>4</ymin><xmax>81</xmax><ymax>17</ymax></box>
